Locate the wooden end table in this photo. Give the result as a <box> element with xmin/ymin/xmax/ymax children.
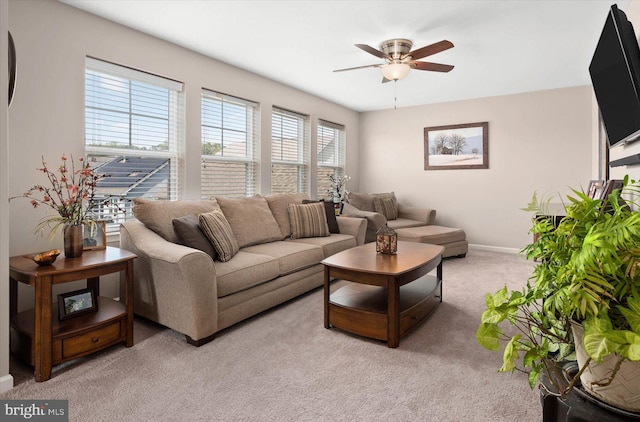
<box><xmin>9</xmin><ymin>246</ymin><xmax>136</xmax><ymax>382</ymax></box>
<box><xmin>322</xmin><ymin>241</ymin><xmax>444</xmax><ymax>348</ymax></box>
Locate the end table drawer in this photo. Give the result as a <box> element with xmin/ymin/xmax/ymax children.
<box><xmin>61</xmin><ymin>321</ymin><xmax>122</xmax><ymax>359</ymax></box>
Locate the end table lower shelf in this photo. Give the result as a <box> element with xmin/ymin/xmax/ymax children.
<box><xmin>9</xmin><ymin>246</ymin><xmax>136</xmax><ymax>381</ymax></box>
<box><xmin>11</xmin><ymin>297</ymin><xmax>128</xmax><ymax>367</ymax></box>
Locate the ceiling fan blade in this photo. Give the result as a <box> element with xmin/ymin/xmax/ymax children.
<box><xmin>382</xmin><ymin>77</ymin><xmax>392</xmax><ymax>84</ymax></box>
<box><xmin>403</xmin><ymin>40</ymin><xmax>454</xmax><ymax>60</ymax></box>
<box><xmin>333</xmin><ymin>63</ymin><xmax>382</xmax><ymax>73</ymax></box>
<box><xmin>409</xmin><ymin>61</ymin><xmax>454</xmax><ymax>72</ymax></box>
<box><xmin>355</xmin><ymin>44</ymin><xmax>390</xmax><ymax>60</ymax></box>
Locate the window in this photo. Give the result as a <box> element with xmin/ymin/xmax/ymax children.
<box><xmin>201</xmin><ymin>90</ymin><xmax>258</xmax><ymax>198</ymax></box>
<box><xmin>316</xmin><ymin>120</ymin><xmax>346</xmax><ymax>200</ymax></box>
<box><xmin>271</xmin><ymin>107</ymin><xmax>309</xmax><ymax>194</ymax></box>
<box><xmin>85</xmin><ymin>57</ymin><xmax>184</xmax><ymax>232</ymax></box>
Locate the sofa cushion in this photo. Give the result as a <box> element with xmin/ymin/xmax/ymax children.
<box><xmin>387</xmin><ymin>218</ymin><xmax>427</xmax><ymax>230</ymax></box>
<box><xmin>374</xmin><ymin>196</ymin><xmax>398</xmax><ymax>220</ymax></box>
<box><xmin>348</xmin><ymin>192</ymin><xmax>398</xmax><ymax>214</ymax></box>
<box><xmin>288</xmin><ymin>202</ymin><xmax>330</xmax><ymax>239</ymax></box>
<box><xmin>215</xmin><ymin>251</ymin><xmax>280</xmax><ymax>297</ymax></box>
<box><xmin>341</xmin><ymin>202</ymin><xmax>386</xmax><ymax>243</ymax></box>
<box><xmin>172</xmin><ymin>214</ymin><xmax>216</xmax><ymax>260</ymax></box>
<box><xmin>133</xmin><ymin>198</ymin><xmax>220</xmax><ymax>243</ymax></box>
<box><xmin>288</xmin><ymin>234</ymin><xmax>356</xmax><ymax>258</ymax></box>
<box><xmin>302</xmin><ymin>199</ymin><xmax>340</xmax><ymax>233</ymax></box>
<box><xmin>265</xmin><ymin>193</ymin><xmax>310</xmax><ymax>238</ymax></box>
<box><xmin>395</xmin><ymin>225</ymin><xmax>467</xmax><ymax>245</ymax></box>
<box><xmin>216</xmin><ymin>195</ymin><xmax>283</xmax><ymax>248</ymax></box>
<box><xmin>199</xmin><ymin>210</ymin><xmax>239</xmax><ymax>262</ymax></box>
<box><xmin>242</xmin><ymin>241</ymin><xmax>323</xmax><ymax>276</ymax></box>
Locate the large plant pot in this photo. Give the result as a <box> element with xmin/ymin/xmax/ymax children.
<box><xmin>572</xmin><ymin>322</ymin><xmax>640</xmax><ymax>412</ymax></box>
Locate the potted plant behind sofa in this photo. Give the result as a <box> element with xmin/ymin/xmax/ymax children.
<box><xmin>476</xmin><ymin>176</ymin><xmax>640</xmax><ymax>412</ymax></box>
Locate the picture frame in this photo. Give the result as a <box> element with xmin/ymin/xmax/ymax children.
<box><xmin>58</xmin><ymin>288</ymin><xmax>98</xmax><ymax>321</ymax></box>
<box><xmin>424</xmin><ymin>122</ymin><xmax>489</xmax><ymax>170</ymax></box>
<box><xmin>600</xmin><ymin>179</ymin><xmax>624</xmax><ymax>200</ymax></box>
<box><xmin>8</xmin><ymin>31</ymin><xmax>16</xmax><ymax>106</ymax></box>
<box><xmin>587</xmin><ymin>179</ymin><xmax>606</xmax><ymax>199</ymax></box>
<box><xmin>83</xmin><ymin>220</ymin><xmax>106</xmax><ymax>250</ymax></box>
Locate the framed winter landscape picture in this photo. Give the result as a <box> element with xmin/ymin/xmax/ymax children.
<box><xmin>424</xmin><ymin>122</ymin><xmax>489</xmax><ymax>170</ymax></box>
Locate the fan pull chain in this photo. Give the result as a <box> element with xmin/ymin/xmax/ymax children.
<box><xmin>394</xmin><ymin>80</ymin><xmax>397</xmax><ymax>110</ymax></box>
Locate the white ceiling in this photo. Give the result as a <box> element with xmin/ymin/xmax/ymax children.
<box><xmin>61</xmin><ymin>0</ymin><xmax>628</xmax><ymax>112</ymax></box>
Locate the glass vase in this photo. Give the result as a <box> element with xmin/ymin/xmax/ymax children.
<box><xmin>63</xmin><ymin>223</ymin><xmax>84</xmax><ymax>258</ymax></box>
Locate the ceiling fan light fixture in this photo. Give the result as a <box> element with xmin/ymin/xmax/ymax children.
<box><xmin>381</xmin><ymin>63</ymin><xmax>411</xmax><ymax>81</ymax></box>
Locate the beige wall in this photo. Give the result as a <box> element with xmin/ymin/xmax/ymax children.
<box><xmin>6</xmin><ymin>0</ymin><xmax>360</xmax><ymax>308</ymax></box>
<box><xmin>1</xmin><ymin>0</ymin><xmax>603</xmax><ymax>390</ymax></box>
<box><xmin>1</xmin><ymin>0</ymin><xmax>13</xmax><ymax>394</ymax></box>
<box><xmin>359</xmin><ymin>86</ymin><xmax>594</xmax><ymax>250</ymax></box>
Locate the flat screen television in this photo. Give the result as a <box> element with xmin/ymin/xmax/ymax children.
<box><xmin>590</xmin><ymin>4</ymin><xmax>640</xmax><ymax>148</ymax></box>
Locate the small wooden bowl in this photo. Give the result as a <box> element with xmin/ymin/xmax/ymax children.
<box><xmin>32</xmin><ymin>249</ymin><xmax>61</xmax><ymax>266</ymax></box>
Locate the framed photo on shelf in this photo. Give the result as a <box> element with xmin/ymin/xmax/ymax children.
<box><xmin>83</xmin><ymin>220</ymin><xmax>106</xmax><ymax>250</ymax></box>
<box><xmin>587</xmin><ymin>180</ymin><xmax>606</xmax><ymax>199</ymax></box>
<box><xmin>424</xmin><ymin>122</ymin><xmax>489</xmax><ymax>170</ymax></box>
<box><xmin>58</xmin><ymin>288</ymin><xmax>98</xmax><ymax>321</ymax></box>
<box><xmin>600</xmin><ymin>179</ymin><xmax>624</xmax><ymax>200</ymax></box>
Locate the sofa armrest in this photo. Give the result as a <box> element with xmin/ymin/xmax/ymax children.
<box><xmin>398</xmin><ymin>204</ymin><xmax>436</xmax><ymax>225</ymax></box>
<box><xmin>336</xmin><ymin>216</ymin><xmax>367</xmax><ymax>245</ymax></box>
<box><xmin>341</xmin><ymin>202</ymin><xmax>386</xmax><ymax>243</ymax></box>
<box><xmin>120</xmin><ymin>219</ymin><xmax>219</xmax><ymax>341</ymax></box>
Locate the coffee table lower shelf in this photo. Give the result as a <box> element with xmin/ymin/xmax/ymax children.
<box><xmin>327</xmin><ymin>275</ymin><xmax>441</xmax><ymax>343</ymax></box>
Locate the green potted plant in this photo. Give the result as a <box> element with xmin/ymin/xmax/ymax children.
<box><xmin>476</xmin><ymin>176</ymin><xmax>640</xmax><ymax>412</ymax></box>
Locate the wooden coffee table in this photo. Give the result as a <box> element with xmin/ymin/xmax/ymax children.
<box><xmin>322</xmin><ymin>241</ymin><xmax>444</xmax><ymax>348</ymax></box>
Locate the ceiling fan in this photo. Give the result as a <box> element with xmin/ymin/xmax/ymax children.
<box><xmin>334</xmin><ymin>38</ymin><xmax>454</xmax><ymax>82</ymax></box>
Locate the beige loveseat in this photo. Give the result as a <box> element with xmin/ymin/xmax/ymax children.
<box><xmin>120</xmin><ymin>193</ymin><xmax>366</xmax><ymax>346</ymax></box>
<box><xmin>343</xmin><ymin>191</ymin><xmax>468</xmax><ymax>258</ymax></box>
<box><xmin>342</xmin><ymin>192</ymin><xmax>436</xmax><ymax>242</ymax></box>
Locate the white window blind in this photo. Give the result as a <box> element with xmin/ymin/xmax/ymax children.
<box><xmin>201</xmin><ymin>89</ymin><xmax>258</xmax><ymax>198</ymax></box>
<box><xmin>317</xmin><ymin>120</ymin><xmax>346</xmax><ymax>200</ymax></box>
<box><xmin>85</xmin><ymin>57</ymin><xmax>184</xmax><ymax>232</ymax></box>
<box><xmin>271</xmin><ymin>107</ymin><xmax>309</xmax><ymax>194</ymax></box>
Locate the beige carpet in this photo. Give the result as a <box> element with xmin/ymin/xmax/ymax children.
<box><xmin>2</xmin><ymin>250</ymin><xmax>541</xmax><ymax>421</ymax></box>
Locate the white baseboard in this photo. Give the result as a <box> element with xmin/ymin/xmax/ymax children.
<box><xmin>0</xmin><ymin>374</ymin><xmax>14</xmax><ymax>394</ymax></box>
<box><xmin>469</xmin><ymin>244</ymin><xmax>521</xmax><ymax>255</ymax></box>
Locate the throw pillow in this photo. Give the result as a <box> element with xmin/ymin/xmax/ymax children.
<box><xmin>374</xmin><ymin>196</ymin><xmax>398</xmax><ymax>220</ymax></box>
<box><xmin>347</xmin><ymin>192</ymin><xmax>398</xmax><ymax>214</ymax></box>
<box><xmin>215</xmin><ymin>195</ymin><xmax>283</xmax><ymax>247</ymax></box>
<box><xmin>172</xmin><ymin>214</ymin><xmax>216</xmax><ymax>259</ymax></box>
<box><xmin>199</xmin><ymin>210</ymin><xmax>239</xmax><ymax>262</ymax></box>
<box><xmin>265</xmin><ymin>193</ymin><xmax>310</xmax><ymax>238</ymax></box>
<box><xmin>287</xmin><ymin>202</ymin><xmax>330</xmax><ymax>239</ymax></box>
<box><xmin>132</xmin><ymin>198</ymin><xmax>220</xmax><ymax>243</ymax></box>
<box><xmin>302</xmin><ymin>199</ymin><xmax>340</xmax><ymax>234</ymax></box>
<box><xmin>374</xmin><ymin>192</ymin><xmax>399</xmax><ymax>216</ymax></box>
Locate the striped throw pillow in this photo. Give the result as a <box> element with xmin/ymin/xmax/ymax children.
<box><xmin>287</xmin><ymin>202</ymin><xmax>330</xmax><ymax>239</ymax></box>
<box><xmin>374</xmin><ymin>197</ymin><xmax>398</xmax><ymax>220</ymax></box>
<box><xmin>199</xmin><ymin>209</ymin><xmax>239</xmax><ymax>262</ymax></box>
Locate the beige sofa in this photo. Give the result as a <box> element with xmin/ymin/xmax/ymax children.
<box><xmin>120</xmin><ymin>193</ymin><xmax>366</xmax><ymax>346</ymax></box>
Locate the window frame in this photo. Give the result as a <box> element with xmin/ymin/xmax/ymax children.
<box><xmin>200</xmin><ymin>89</ymin><xmax>259</xmax><ymax>198</ymax></box>
<box><xmin>271</xmin><ymin>107</ymin><xmax>310</xmax><ymax>194</ymax></box>
<box><xmin>316</xmin><ymin>119</ymin><xmax>346</xmax><ymax>200</ymax></box>
<box><xmin>84</xmin><ymin>57</ymin><xmax>184</xmax><ymax>233</ymax></box>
